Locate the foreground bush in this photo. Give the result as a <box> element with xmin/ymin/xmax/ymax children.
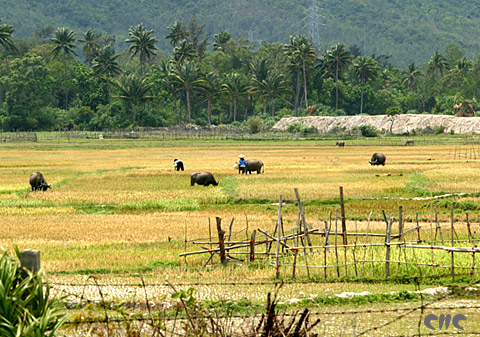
<box><xmin>0</xmin><ymin>248</ymin><xmax>65</xmax><ymax>337</ymax></box>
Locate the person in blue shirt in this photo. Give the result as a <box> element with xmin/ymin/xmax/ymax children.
<box><xmin>238</xmin><ymin>154</ymin><xmax>247</xmax><ymax>174</ymax></box>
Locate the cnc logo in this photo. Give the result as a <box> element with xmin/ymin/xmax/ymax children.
<box><xmin>424</xmin><ymin>314</ymin><xmax>466</xmax><ymax>331</ymax></box>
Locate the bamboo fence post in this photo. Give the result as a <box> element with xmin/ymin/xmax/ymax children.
<box><xmin>292</xmin><ymin>228</ymin><xmax>298</xmax><ymax>278</ymax></box>
<box><xmin>385</xmin><ymin>217</ymin><xmax>392</xmax><ymax>277</ymax></box>
<box><xmin>340</xmin><ymin>186</ymin><xmax>348</xmax><ymax>245</ymax></box>
<box><xmin>335</xmin><ymin>210</ymin><xmax>340</xmax><ymax>277</ymax></box>
<box><xmin>245</xmin><ymin>214</ymin><xmax>249</xmax><ymax>240</ymax></box>
<box><xmin>275</xmin><ymin>195</ymin><xmax>282</xmax><ymax>279</ymax></box>
<box><xmin>362</xmin><ymin>211</ymin><xmax>372</xmax><ymax>276</ymax></box>
<box><xmin>353</xmin><ymin>220</ymin><xmax>358</xmax><ymax>277</ymax></box>
<box><xmin>466</xmin><ymin>212</ymin><xmax>472</xmax><ymax>242</ymax></box>
<box><xmin>451</xmin><ymin>203</ymin><xmax>455</xmax><ymax>280</ymax></box>
<box><xmin>294</xmin><ymin>188</ymin><xmax>313</xmax><ymax>252</ymax></box>
<box><xmin>403</xmin><ymin>239</ymin><xmax>409</xmax><ymax>273</ymax></box>
<box><xmin>265</xmin><ymin>233</ymin><xmax>269</xmax><ymax>262</ymax></box>
<box><xmin>416</xmin><ymin>213</ymin><xmax>422</xmax><ymax>243</ymax></box>
<box><xmin>398</xmin><ymin>206</ymin><xmax>404</xmax><ymax>241</ymax></box>
<box><xmin>249</xmin><ymin>230</ymin><xmax>256</xmax><ymax>262</ymax></box>
<box><xmin>184</xmin><ymin>221</ymin><xmax>188</xmax><ymax>265</ymax></box>
<box><xmin>434</xmin><ymin>205</ymin><xmax>444</xmax><ymax>244</ymax></box>
<box><xmin>216</xmin><ymin>217</ymin><xmax>227</xmax><ymax>265</ymax></box>
<box><xmin>324</xmin><ymin>220</ymin><xmax>329</xmax><ymax>280</ymax></box>
<box><xmin>472</xmin><ymin>232</ymin><xmax>476</xmax><ymax>281</ymax></box>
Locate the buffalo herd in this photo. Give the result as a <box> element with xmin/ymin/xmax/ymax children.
<box><xmin>29</xmin><ymin>148</ymin><xmax>387</xmax><ymax>190</ymax></box>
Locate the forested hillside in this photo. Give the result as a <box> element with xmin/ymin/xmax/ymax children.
<box><xmin>2</xmin><ymin>0</ymin><xmax>480</xmax><ymax>66</ymax></box>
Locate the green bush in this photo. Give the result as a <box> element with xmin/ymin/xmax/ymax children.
<box><xmin>287</xmin><ymin>122</ymin><xmax>318</xmax><ymax>135</ymax></box>
<box><xmin>247</xmin><ymin>117</ymin><xmax>263</xmax><ymax>134</ymax></box>
<box><xmin>356</xmin><ymin>124</ymin><xmax>378</xmax><ymax>137</ymax></box>
<box><xmin>0</xmin><ymin>248</ymin><xmax>65</xmax><ymax>337</ymax></box>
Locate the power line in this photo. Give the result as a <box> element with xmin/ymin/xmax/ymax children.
<box><xmin>306</xmin><ymin>0</ymin><xmax>326</xmax><ymax>48</ymax></box>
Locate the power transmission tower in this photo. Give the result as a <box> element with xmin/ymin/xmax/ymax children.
<box><xmin>306</xmin><ymin>0</ymin><xmax>325</xmax><ymax>48</ymax></box>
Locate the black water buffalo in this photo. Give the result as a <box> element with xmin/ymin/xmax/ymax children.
<box><xmin>233</xmin><ymin>159</ymin><xmax>264</xmax><ymax>174</ymax></box>
<box><xmin>336</xmin><ymin>141</ymin><xmax>345</xmax><ymax>147</ymax></box>
<box><xmin>29</xmin><ymin>172</ymin><xmax>51</xmax><ymax>191</ymax></box>
<box><xmin>405</xmin><ymin>139</ymin><xmax>414</xmax><ymax>146</ymax></box>
<box><xmin>190</xmin><ymin>172</ymin><xmax>218</xmax><ymax>186</ymax></box>
<box><xmin>369</xmin><ymin>153</ymin><xmax>386</xmax><ymax>166</ymax></box>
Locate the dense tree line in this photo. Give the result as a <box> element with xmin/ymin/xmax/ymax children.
<box><xmin>0</xmin><ymin>17</ymin><xmax>479</xmax><ymax>131</ymax></box>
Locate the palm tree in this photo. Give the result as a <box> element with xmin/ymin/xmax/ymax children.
<box><xmin>51</xmin><ymin>27</ymin><xmax>77</xmax><ymax>110</ymax></box>
<box><xmin>351</xmin><ymin>56</ymin><xmax>380</xmax><ymax>114</ymax></box>
<box><xmin>198</xmin><ymin>71</ymin><xmax>219</xmax><ymax>126</ymax></box>
<box><xmin>284</xmin><ymin>35</ymin><xmax>316</xmax><ymax>112</ymax></box>
<box><xmin>253</xmin><ymin>72</ymin><xmax>291</xmax><ymax>116</ymax></box>
<box><xmin>79</xmin><ymin>29</ymin><xmax>101</xmax><ymax>67</ymax></box>
<box><xmin>92</xmin><ymin>46</ymin><xmax>122</xmax><ymax>103</ymax></box>
<box><xmin>169</xmin><ymin>61</ymin><xmax>206</xmax><ymax>123</ymax></box>
<box><xmin>213</xmin><ymin>30</ymin><xmax>231</xmax><ymax>51</ymax></box>
<box><xmin>322</xmin><ymin>43</ymin><xmax>352</xmax><ymax>110</ymax></box>
<box><xmin>173</xmin><ymin>39</ymin><xmax>197</xmax><ymax>64</ymax></box>
<box><xmin>115</xmin><ymin>73</ymin><xmax>154</xmax><ymax>123</ymax></box>
<box><xmin>125</xmin><ymin>24</ymin><xmax>158</xmax><ymax>76</ymax></box>
<box><xmin>155</xmin><ymin>60</ymin><xmax>182</xmax><ymax>118</ymax></box>
<box><xmin>428</xmin><ymin>50</ymin><xmax>449</xmax><ymax>79</ymax></box>
<box><xmin>453</xmin><ymin>57</ymin><xmax>472</xmax><ymax>78</ymax></box>
<box><xmin>402</xmin><ymin>62</ymin><xmax>422</xmax><ymax>92</ymax></box>
<box><xmin>250</xmin><ymin>58</ymin><xmax>271</xmax><ymax>114</ymax></box>
<box><xmin>165</xmin><ymin>20</ymin><xmax>188</xmax><ymax>48</ymax></box>
<box><xmin>0</xmin><ymin>20</ymin><xmax>15</xmax><ymax>106</ymax></box>
<box><xmin>221</xmin><ymin>73</ymin><xmax>249</xmax><ymax>122</ymax></box>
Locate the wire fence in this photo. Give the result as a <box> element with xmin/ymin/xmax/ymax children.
<box><xmin>2</xmin><ymin>129</ymin><xmax>480</xmax><ymax>147</ymax></box>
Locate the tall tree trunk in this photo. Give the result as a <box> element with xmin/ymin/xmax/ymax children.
<box><xmin>335</xmin><ymin>61</ymin><xmax>339</xmax><ymax>110</ymax></box>
<box><xmin>186</xmin><ymin>88</ymin><xmax>191</xmax><ymax>123</ymax></box>
<box><xmin>207</xmin><ymin>96</ymin><xmax>212</xmax><ymax>126</ymax></box>
<box><xmin>64</xmin><ymin>53</ymin><xmax>68</xmax><ymax>110</ymax></box>
<box><xmin>360</xmin><ymin>80</ymin><xmax>364</xmax><ymax>114</ymax></box>
<box><xmin>271</xmin><ymin>95</ymin><xmax>275</xmax><ymax>116</ymax></box>
<box><xmin>302</xmin><ymin>60</ymin><xmax>308</xmax><ymax>109</ymax></box>
<box><xmin>132</xmin><ymin>104</ymin><xmax>137</xmax><ymax>123</ymax></box>
<box><xmin>294</xmin><ymin>68</ymin><xmax>301</xmax><ymax>115</ymax></box>
<box><xmin>107</xmin><ymin>73</ymin><xmax>111</xmax><ymax>104</ymax></box>
<box><xmin>233</xmin><ymin>96</ymin><xmax>237</xmax><ymax>122</ymax></box>
<box><xmin>263</xmin><ymin>99</ymin><xmax>266</xmax><ymax>115</ymax></box>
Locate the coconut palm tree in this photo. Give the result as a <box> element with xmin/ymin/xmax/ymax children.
<box><xmin>253</xmin><ymin>72</ymin><xmax>291</xmax><ymax>116</ymax></box>
<box><xmin>173</xmin><ymin>39</ymin><xmax>197</xmax><ymax>65</ymax></box>
<box><xmin>221</xmin><ymin>73</ymin><xmax>249</xmax><ymax>122</ymax></box>
<box><xmin>284</xmin><ymin>35</ymin><xmax>316</xmax><ymax>112</ymax></box>
<box><xmin>213</xmin><ymin>30</ymin><xmax>231</xmax><ymax>51</ymax></box>
<box><xmin>250</xmin><ymin>58</ymin><xmax>271</xmax><ymax>115</ymax></box>
<box><xmin>125</xmin><ymin>24</ymin><xmax>158</xmax><ymax>77</ymax></box>
<box><xmin>428</xmin><ymin>50</ymin><xmax>449</xmax><ymax>78</ymax></box>
<box><xmin>322</xmin><ymin>43</ymin><xmax>352</xmax><ymax>110</ymax></box>
<box><xmin>402</xmin><ymin>62</ymin><xmax>422</xmax><ymax>92</ymax></box>
<box><xmin>79</xmin><ymin>29</ymin><xmax>101</xmax><ymax>67</ymax></box>
<box><xmin>51</xmin><ymin>27</ymin><xmax>77</xmax><ymax>110</ymax></box>
<box><xmin>169</xmin><ymin>61</ymin><xmax>206</xmax><ymax>123</ymax></box>
<box><xmin>352</xmin><ymin>56</ymin><xmax>380</xmax><ymax>114</ymax></box>
<box><xmin>198</xmin><ymin>71</ymin><xmax>219</xmax><ymax>126</ymax></box>
<box><xmin>453</xmin><ymin>57</ymin><xmax>472</xmax><ymax>78</ymax></box>
<box><xmin>165</xmin><ymin>20</ymin><xmax>188</xmax><ymax>48</ymax></box>
<box><xmin>0</xmin><ymin>20</ymin><xmax>15</xmax><ymax>106</ymax></box>
<box><xmin>115</xmin><ymin>73</ymin><xmax>154</xmax><ymax>123</ymax></box>
<box><xmin>92</xmin><ymin>46</ymin><xmax>122</xmax><ymax>103</ymax></box>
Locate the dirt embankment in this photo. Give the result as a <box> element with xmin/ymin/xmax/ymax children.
<box><xmin>272</xmin><ymin>114</ymin><xmax>480</xmax><ymax>134</ymax></box>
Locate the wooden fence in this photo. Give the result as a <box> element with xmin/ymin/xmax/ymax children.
<box><xmin>180</xmin><ymin>187</ymin><xmax>480</xmax><ymax>280</ymax></box>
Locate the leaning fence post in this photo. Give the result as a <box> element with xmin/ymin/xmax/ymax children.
<box><xmin>451</xmin><ymin>203</ymin><xmax>455</xmax><ymax>280</ymax></box>
<box><xmin>216</xmin><ymin>217</ymin><xmax>227</xmax><ymax>265</ymax></box>
<box><xmin>466</xmin><ymin>211</ymin><xmax>472</xmax><ymax>242</ymax></box>
<box><xmin>385</xmin><ymin>217</ymin><xmax>392</xmax><ymax>277</ymax></box>
<box><xmin>294</xmin><ymin>188</ymin><xmax>313</xmax><ymax>252</ymax></box>
<box><xmin>275</xmin><ymin>195</ymin><xmax>282</xmax><ymax>278</ymax></box>
<box><xmin>335</xmin><ymin>210</ymin><xmax>340</xmax><ymax>277</ymax></box>
<box><xmin>249</xmin><ymin>230</ymin><xmax>256</xmax><ymax>262</ymax></box>
<box><xmin>398</xmin><ymin>206</ymin><xmax>404</xmax><ymax>241</ymax></box>
<box><xmin>472</xmin><ymin>232</ymin><xmax>476</xmax><ymax>281</ymax></box>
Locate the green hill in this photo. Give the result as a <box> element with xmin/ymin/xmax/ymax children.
<box><xmin>1</xmin><ymin>0</ymin><xmax>479</xmax><ymax>66</ymax></box>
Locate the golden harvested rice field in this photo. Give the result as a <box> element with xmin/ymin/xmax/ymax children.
<box><xmin>1</xmin><ymin>138</ymin><xmax>480</xmax><ymax>274</ymax></box>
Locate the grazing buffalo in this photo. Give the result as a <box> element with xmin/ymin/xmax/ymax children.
<box><xmin>405</xmin><ymin>139</ymin><xmax>414</xmax><ymax>146</ymax></box>
<box><xmin>369</xmin><ymin>153</ymin><xmax>386</xmax><ymax>166</ymax></box>
<box><xmin>190</xmin><ymin>172</ymin><xmax>218</xmax><ymax>186</ymax></box>
<box><xmin>336</xmin><ymin>141</ymin><xmax>345</xmax><ymax>147</ymax></box>
<box><xmin>29</xmin><ymin>172</ymin><xmax>51</xmax><ymax>191</ymax></box>
<box><xmin>233</xmin><ymin>159</ymin><xmax>264</xmax><ymax>174</ymax></box>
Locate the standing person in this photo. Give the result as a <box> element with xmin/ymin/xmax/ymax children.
<box><xmin>238</xmin><ymin>154</ymin><xmax>247</xmax><ymax>174</ymax></box>
<box><xmin>173</xmin><ymin>159</ymin><xmax>184</xmax><ymax>171</ymax></box>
